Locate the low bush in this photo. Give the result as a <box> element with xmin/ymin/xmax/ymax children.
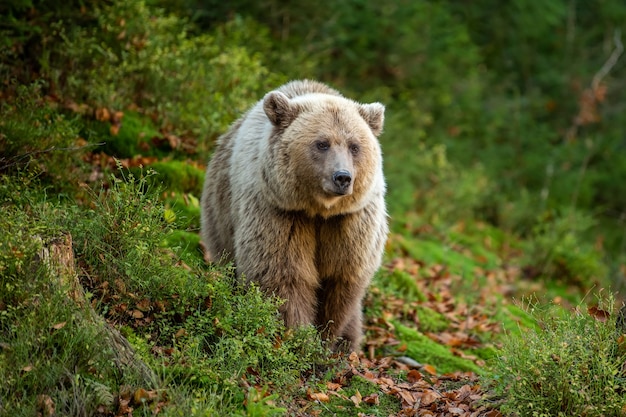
<box><xmin>489</xmin><ymin>295</ymin><xmax>626</xmax><ymax>417</ymax></box>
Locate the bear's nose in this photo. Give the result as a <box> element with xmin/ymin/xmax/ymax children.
<box><xmin>332</xmin><ymin>170</ymin><xmax>352</xmax><ymax>191</ymax></box>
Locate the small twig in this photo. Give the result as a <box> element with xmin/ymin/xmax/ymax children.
<box><xmin>592</xmin><ymin>29</ymin><xmax>623</xmax><ymax>92</ymax></box>
<box><xmin>565</xmin><ymin>29</ymin><xmax>623</xmax><ymax>143</ymax></box>
<box><xmin>0</xmin><ymin>141</ymin><xmax>105</xmax><ymax>171</ymax></box>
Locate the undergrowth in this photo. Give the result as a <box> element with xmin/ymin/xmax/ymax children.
<box><xmin>489</xmin><ymin>295</ymin><xmax>626</xmax><ymax>417</ymax></box>
<box><xmin>0</xmin><ymin>171</ymin><xmax>331</xmax><ymax>416</ymax></box>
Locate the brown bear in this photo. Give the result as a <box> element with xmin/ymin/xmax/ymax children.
<box><xmin>200</xmin><ymin>80</ymin><xmax>388</xmax><ymax>350</ymax></box>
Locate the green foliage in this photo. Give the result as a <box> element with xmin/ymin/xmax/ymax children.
<box><xmin>489</xmin><ymin>296</ymin><xmax>626</xmax><ymax>416</ymax></box>
<box><xmin>164</xmin><ymin>279</ymin><xmax>329</xmax><ymax>388</ymax></box>
<box><xmin>77</xmin><ymin>1</ymin><xmax>275</xmax><ymax>146</ymax></box>
<box><xmin>0</xmin><ymin>82</ymin><xmax>85</xmax><ymax>184</ymax></box>
<box><xmin>69</xmin><ymin>167</ymin><xmax>203</xmax><ymax>306</ymax></box>
<box><xmin>0</xmin><ymin>170</ymin><xmax>332</xmax><ymax>416</ymax></box>
<box><xmin>90</xmin><ymin>111</ymin><xmax>161</xmax><ymax>158</ymax></box>
<box><xmin>0</xmin><ymin>182</ymin><xmax>121</xmax><ymax>416</ymax></box>
<box><xmin>523</xmin><ymin>208</ymin><xmax>607</xmax><ymax>288</ymax></box>
<box><xmin>2</xmin><ymin>0</ymin><xmax>278</xmax><ymax>155</ymax></box>
<box><xmin>2</xmin><ymin>0</ymin><xmax>626</xmax><ymax>413</ymax></box>
<box><xmin>384</xmin><ymin>134</ymin><xmax>492</xmax><ymax>229</ymax></box>
<box><xmin>147</xmin><ymin>161</ymin><xmax>205</xmax><ymax>196</ymax></box>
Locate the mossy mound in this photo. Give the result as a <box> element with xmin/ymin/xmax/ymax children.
<box><xmin>394</xmin><ymin>322</ymin><xmax>480</xmax><ymax>374</ymax></box>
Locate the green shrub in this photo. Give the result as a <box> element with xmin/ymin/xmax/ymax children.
<box><xmin>489</xmin><ymin>295</ymin><xmax>626</xmax><ymax>416</ymax></box>
<box><xmin>0</xmin><ymin>82</ymin><xmax>85</xmax><ymax>185</ymax></box>
<box><xmin>68</xmin><ymin>167</ymin><xmax>206</xmax><ymax>312</ymax></box>
<box><xmin>45</xmin><ymin>1</ymin><xmax>274</xmax><ymax>150</ymax></box>
<box><xmin>523</xmin><ymin>208</ymin><xmax>607</xmax><ymax>288</ymax></box>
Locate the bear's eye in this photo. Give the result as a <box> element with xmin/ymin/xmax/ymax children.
<box><xmin>316</xmin><ymin>141</ymin><xmax>330</xmax><ymax>151</ymax></box>
<box><xmin>349</xmin><ymin>144</ymin><xmax>360</xmax><ymax>155</ymax></box>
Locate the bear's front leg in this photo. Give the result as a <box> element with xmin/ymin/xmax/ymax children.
<box><xmin>234</xmin><ymin>204</ymin><xmax>319</xmax><ymax>328</ymax></box>
<box><xmin>315</xmin><ymin>205</ymin><xmax>388</xmax><ymax>350</ymax></box>
<box><xmin>316</xmin><ymin>279</ymin><xmax>367</xmax><ymax>350</ymax></box>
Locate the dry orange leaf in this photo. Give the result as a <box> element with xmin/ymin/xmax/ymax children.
<box><xmin>422</xmin><ymin>364</ymin><xmax>437</xmax><ymax>375</ymax></box>
<box><xmin>307</xmin><ymin>390</ymin><xmax>330</xmax><ymax>403</ymax></box>
<box><xmin>326</xmin><ymin>382</ymin><xmax>342</xmax><ymax>391</ymax></box>
<box><xmin>407</xmin><ymin>369</ymin><xmax>422</xmax><ymax>383</ymax></box>
<box><xmin>363</xmin><ymin>393</ymin><xmax>380</xmax><ymax>405</ymax></box>
<box><xmin>420</xmin><ymin>389</ymin><xmax>441</xmax><ymax>406</ymax></box>
<box><xmin>37</xmin><ymin>394</ymin><xmax>55</xmax><ymax>417</ymax></box>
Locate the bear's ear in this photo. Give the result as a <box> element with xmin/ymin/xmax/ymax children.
<box><xmin>263</xmin><ymin>91</ymin><xmax>297</xmax><ymax>128</ymax></box>
<box><xmin>358</xmin><ymin>102</ymin><xmax>385</xmax><ymax>136</ymax></box>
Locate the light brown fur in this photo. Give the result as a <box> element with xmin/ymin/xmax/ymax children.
<box><xmin>201</xmin><ymin>80</ymin><xmax>388</xmax><ymax>350</ymax></box>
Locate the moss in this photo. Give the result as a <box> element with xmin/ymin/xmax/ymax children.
<box><xmin>394</xmin><ymin>322</ymin><xmax>480</xmax><ymax>374</ymax></box>
<box><xmin>415</xmin><ymin>305</ymin><xmax>449</xmax><ymax>333</ymax></box>
<box><xmin>399</xmin><ymin>237</ymin><xmax>479</xmax><ymax>277</ymax></box>
<box><xmin>499</xmin><ymin>303</ymin><xmax>540</xmax><ymax>335</ymax></box>
<box><xmin>470</xmin><ymin>345</ymin><xmax>499</xmax><ymax>361</ymax></box>
<box><xmin>387</xmin><ymin>269</ymin><xmax>426</xmax><ymax>302</ymax></box>
<box><xmin>146</xmin><ymin>160</ymin><xmax>204</xmax><ymax>195</ymax></box>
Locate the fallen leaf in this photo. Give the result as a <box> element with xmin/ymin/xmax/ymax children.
<box><xmin>588</xmin><ymin>305</ymin><xmax>610</xmax><ymax>322</ymax></box>
<box><xmin>363</xmin><ymin>393</ymin><xmax>380</xmax><ymax>405</ymax></box>
<box><xmin>407</xmin><ymin>369</ymin><xmax>422</xmax><ymax>383</ymax></box>
<box><xmin>326</xmin><ymin>382</ymin><xmax>342</xmax><ymax>391</ymax></box>
<box><xmin>350</xmin><ymin>389</ymin><xmax>362</xmax><ymax>407</ymax></box>
<box><xmin>422</xmin><ymin>364</ymin><xmax>437</xmax><ymax>375</ymax></box>
<box><xmin>51</xmin><ymin>321</ymin><xmax>67</xmax><ymax>330</ymax></box>
<box><xmin>136</xmin><ymin>298</ymin><xmax>151</xmax><ymax>312</ymax></box>
<box><xmin>421</xmin><ymin>389</ymin><xmax>441</xmax><ymax>406</ymax></box>
<box><xmin>307</xmin><ymin>390</ymin><xmax>330</xmax><ymax>403</ymax></box>
<box><xmin>397</xmin><ymin>389</ymin><xmax>416</xmax><ymax>406</ymax></box>
<box><xmin>95</xmin><ymin>107</ymin><xmax>111</xmax><ymax>122</ymax></box>
<box><xmin>37</xmin><ymin>394</ymin><xmax>55</xmax><ymax>417</ymax></box>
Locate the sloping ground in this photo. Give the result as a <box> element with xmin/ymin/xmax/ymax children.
<box><xmin>68</xmin><ymin>120</ymin><xmax>539</xmax><ymax>416</ymax></box>
<box><xmin>3</xmin><ymin>98</ymin><xmax>622</xmax><ymax>417</ymax></box>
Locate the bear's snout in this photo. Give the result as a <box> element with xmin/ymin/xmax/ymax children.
<box><xmin>332</xmin><ymin>170</ymin><xmax>352</xmax><ymax>194</ymax></box>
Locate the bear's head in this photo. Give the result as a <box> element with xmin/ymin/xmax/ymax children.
<box><xmin>262</xmin><ymin>90</ymin><xmax>385</xmax><ymax>217</ymax></box>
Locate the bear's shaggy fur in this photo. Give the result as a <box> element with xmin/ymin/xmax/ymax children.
<box><xmin>200</xmin><ymin>80</ymin><xmax>388</xmax><ymax>349</ymax></box>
